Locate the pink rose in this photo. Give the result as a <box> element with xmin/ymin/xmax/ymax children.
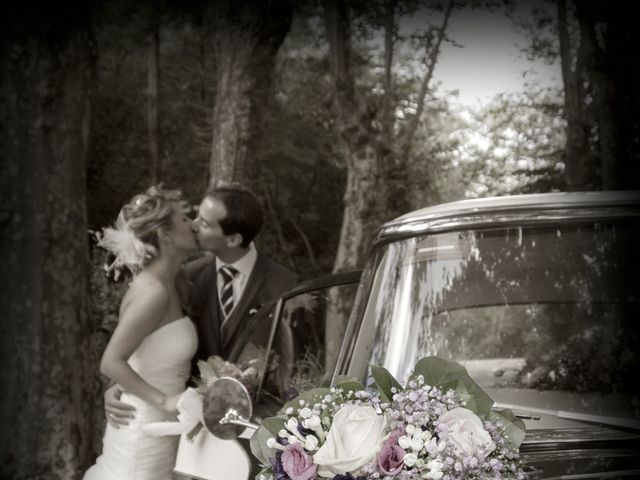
<box><xmin>282</xmin><ymin>443</ymin><xmax>318</xmax><ymax>480</ymax></box>
<box><xmin>377</xmin><ymin>429</ymin><xmax>405</xmax><ymax>475</ymax></box>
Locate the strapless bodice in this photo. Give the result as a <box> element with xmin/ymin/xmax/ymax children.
<box><xmin>128</xmin><ymin>316</ymin><xmax>197</xmax><ymax>395</ymax></box>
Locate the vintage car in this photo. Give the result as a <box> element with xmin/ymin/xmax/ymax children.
<box><xmin>184</xmin><ymin>191</ymin><xmax>640</xmax><ymax>479</ymax></box>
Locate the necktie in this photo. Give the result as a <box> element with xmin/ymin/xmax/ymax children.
<box><xmin>219</xmin><ymin>265</ymin><xmax>237</xmax><ymax>318</ymax></box>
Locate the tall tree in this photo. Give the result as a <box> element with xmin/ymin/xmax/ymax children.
<box><xmin>0</xmin><ymin>2</ymin><xmax>98</xmax><ymax>479</ymax></box>
<box><xmin>554</xmin><ymin>0</ymin><xmax>640</xmax><ymax>189</ymax></box>
<box><xmin>207</xmin><ymin>0</ymin><xmax>293</xmax><ymax>188</ymax></box>
<box><xmin>556</xmin><ymin>0</ymin><xmax>593</xmax><ymax>189</ymax></box>
<box><xmin>323</xmin><ymin>0</ymin><xmax>386</xmax><ymax>274</ymax></box>
<box><xmin>147</xmin><ymin>3</ymin><xmax>161</xmax><ymax>183</ymax></box>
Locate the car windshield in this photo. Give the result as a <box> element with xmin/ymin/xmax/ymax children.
<box><xmin>350</xmin><ymin>219</ymin><xmax>640</xmax><ymax>424</ymax></box>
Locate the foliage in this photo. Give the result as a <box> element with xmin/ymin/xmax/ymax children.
<box><xmin>460</xmin><ymin>85</ymin><xmax>565</xmax><ymax>197</ymax></box>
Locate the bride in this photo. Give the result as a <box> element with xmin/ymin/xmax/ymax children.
<box><xmin>84</xmin><ymin>185</ymin><xmax>198</xmax><ymax>480</ymax></box>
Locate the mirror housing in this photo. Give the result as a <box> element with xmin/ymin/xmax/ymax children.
<box><xmin>202</xmin><ymin>377</ymin><xmax>258</xmax><ymax>439</ymax></box>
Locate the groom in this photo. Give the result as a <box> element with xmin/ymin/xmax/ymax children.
<box><xmin>104</xmin><ymin>184</ymin><xmax>298</xmax><ymax>425</ymax></box>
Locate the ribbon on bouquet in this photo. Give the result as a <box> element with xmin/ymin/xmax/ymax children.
<box><xmin>143</xmin><ymin>387</ymin><xmax>204</xmax><ymax>436</ymax></box>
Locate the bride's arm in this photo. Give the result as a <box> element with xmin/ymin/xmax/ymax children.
<box><xmin>100</xmin><ymin>278</ymin><xmax>180</xmax><ymax>414</ymax></box>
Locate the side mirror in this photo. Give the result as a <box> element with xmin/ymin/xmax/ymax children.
<box><xmin>202</xmin><ymin>377</ymin><xmax>259</xmax><ymax>439</ymax></box>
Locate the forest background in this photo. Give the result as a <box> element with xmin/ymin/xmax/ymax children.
<box><xmin>1</xmin><ymin>0</ymin><xmax>639</xmax><ymax>478</ymax></box>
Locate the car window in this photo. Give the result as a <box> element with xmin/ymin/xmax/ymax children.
<box><xmin>348</xmin><ymin>219</ymin><xmax>640</xmax><ymax>422</ymax></box>
<box><xmin>251</xmin><ymin>282</ymin><xmax>360</xmax><ymax>410</ymax></box>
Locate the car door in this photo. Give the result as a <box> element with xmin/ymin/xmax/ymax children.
<box><xmin>227</xmin><ymin>271</ymin><xmax>362</xmax><ymax>475</ymax></box>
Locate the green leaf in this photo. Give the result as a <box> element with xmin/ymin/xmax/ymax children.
<box><xmin>371</xmin><ymin>365</ymin><xmax>403</xmax><ymax>403</ymax></box>
<box><xmin>278</xmin><ymin>387</ymin><xmax>332</xmax><ymax>415</ymax></box>
<box><xmin>489</xmin><ymin>408</ymin><xmax>527</xmax><ymax>450</ymax></box>
<box><xmin>249</xmin><ymin>416</ymin><xmax>286</xmax><ymax>467</ymax></box>
<box><xmin>410</xmin><ymin>356</ymin><xmax>494</xmax><ymax>417</ymax></box>
<box><xmin>333</xmin><ymin>377</ymin><xmax>365</xmax><ymax>395</ymax></box>
<box><xmin>333</xmin><ymin>374</ymin><xmax>360</xmax><ymax>385</ymax></box>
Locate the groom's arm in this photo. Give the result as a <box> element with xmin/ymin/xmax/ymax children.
<box><xmin>104</xmin><ymin>383</ymin><xmax>136</xmax><ymax>427</ymax></box>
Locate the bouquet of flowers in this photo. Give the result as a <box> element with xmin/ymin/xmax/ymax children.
<box><xmin>250</xmin><ymin>356</ymin><xmax>527</xmax><ymax>480</ymax></box>
<box><xmin>193</xmin><ymin>355</ymin><xmax>261</xmax><ymax>395</ymax></box>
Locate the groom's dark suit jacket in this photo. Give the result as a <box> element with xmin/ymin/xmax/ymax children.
<box><xmin>187</xmin><ymin>251</ymin><xmax>297</xmax><ymax>363</ymax></box>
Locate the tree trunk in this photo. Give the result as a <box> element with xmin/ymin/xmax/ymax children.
<box><xmin>324</xmin><ymin>0</ymin><xmax>385</xmax><ymax>274</ymax></box>
<box><xmin>558</xmin><ymin>0</ymin><xmax>640</xmax><ymax>190</ymax></box>
<box><xmin>207</xmin><ymin>0</ymin><xmax>292</xmax><ymax>188</ymax></box>
<box><xmin>147</xmin><ymin>8</ymin><xmax>161</xmax><ymax>183</ymax></box>
<box><xmin>322</xmin><ymin>0</ymin><xmax>383</xmax><ymax>369</ymax></box>
<box><xmin>580</xmin><ymin>2</ymin><xmax>640</xmax><ymax>189</ymax></box>
<box><xmin>557</xmin><ymin>0</ymin><xmax>593</xmax><ymax>190</ymax></box>
<box><xmin>0</xmin><ymin>5</ymin><xmax>98</xmax><ymax>479</ymax></box>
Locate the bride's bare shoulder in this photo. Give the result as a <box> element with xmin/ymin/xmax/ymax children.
<box><xmin>120</xmin><ymin>272</ymin><xmax>168</xmax><ymax>312</ymax></box>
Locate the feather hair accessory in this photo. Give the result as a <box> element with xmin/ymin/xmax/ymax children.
<box><xmin>95</xmin><ymin>212</ymin><xmax>147</xmax><ymax>280</ymax></box>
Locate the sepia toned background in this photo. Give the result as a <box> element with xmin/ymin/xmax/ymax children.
<box><xmin>1</xmin><ymin>0</ymin><xmax>639</xmax><ymax>477</ymax></box>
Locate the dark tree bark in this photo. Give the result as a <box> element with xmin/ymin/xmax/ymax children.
<box><xmin>147</xmin><ymin>6</ymin><xmax>161</xmax><ymax>183</ymax></box>
<box><xmin>0</xmin><ymin>4</ymin><xmax>98</xmax><ymax>479</ymax></box>
<box><xmin>324</xmin><ymin>0</ymin><xmax>384</xmax><ymax>274</ymax></box>
<box><xmin>557</xmin><ymin>0</ymin><xmax>592</xmax><ymax>190</ymax></box>
<box><xmin>207</xmin><ymin>0</ymin><xmax>293</xmax><ymax>188</ymax></box>
<box><xmin>323</xmin><ymin>0</ymin><xmax>386</xmax><ymax>369</ymax></box>
<box><xmin>557</xmin><ymin>0</ymin><xmax>640</xmax><ymax>190</ymax></box>
<box><xmin>582</xmin><ymin>3</ymin><xmax>640</xmax><ymax>189</ymax></box>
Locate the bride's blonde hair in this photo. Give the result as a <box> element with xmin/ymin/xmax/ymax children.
<box><xmin>97</xmin><ymin>184</ymin><xmax>191</xmax><ymax>311</ymax></box>
<box><xmin>120</xmin><ymin>185</ymin><xmax>183</xmax><ymax>266</ymax></box>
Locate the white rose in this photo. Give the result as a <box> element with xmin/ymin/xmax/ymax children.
<box><xmin>438</xmin><ymin>407</ymin><xmax>495</xmax><ymax>458</ymax></box>
<box><xmin>313</xmin><ymin>405</ymin><xmax>388</xmax><ymax>477</ymax></box>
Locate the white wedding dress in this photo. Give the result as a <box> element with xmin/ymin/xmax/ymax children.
<box><xmin>85</xmin><ymin>316</ymin><xmax>197</xmax><ymax>480</ymax></box>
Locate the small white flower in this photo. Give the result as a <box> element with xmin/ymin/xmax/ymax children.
<box><xmin>285</xmin><ymin>407</ymin><xmax>294</xmax><ymax>415</ymax></box>
<box><xmin>398</xmin><ymin>435</ymin><xmax>412</xmax><ymax>450</ymax></box>
<box><xmin>405</xmin><ymin>424</ymin><xmax>416</xmax><ymax>435</ymax></box>
<box><xmin>421</xmin><ymin>430</ymin><xmax>432</xmax><ymax>441</ymax></box>
<box><xmin>424</xmin><ymin>472</ymin><xmax>443</xmax><ymax>480</ymax></box>
<box><xmin>278</xmin><ymin>429</ymin><xmax>288</xmax><ymax>438</ymax></box>
<box><xmin>298</xmin><ymin>407</ymin><xmax>312</xmax><ymax>419</ymax></box>
<box><xmin>415</xmin><ymin>458</ymin><xmax>425</xmax><ymax>468</ymax></box>
<box><xmin>403</xmin><ymin>453</ymin><xmax>418</xmax><ymax>467</ymax></box>
<box><xmin>266</xmin><ymin>438</ymin><xmax>284</xmax><ymax>451</ymax></box>
<box><xmin>424</xmin><ymin>459</ymin><xmax>444</xmax><ymax>480</ymax></box>
<box><xmin>304</xmin><ymin>435</ymin><xmax>319</xmax><ymax>451</ymax></box>
<box><xmin>303</xmin><ymin>415</ymin><xmax>322</xmax><ymax>430</ymax></box>
<box><xmin>410</xmin><ymin>438</ymin><xmax>424</xmax><ymax>452</ymax></box>
<box><xmin>286</xmin><ymin>417</ymin><xmax>299</xmax><ymax>431</ymax></box>
<box><xmin>288</xmin><ymin>435</ymin><xmax>300</xmax><ymax>445</ymax></box>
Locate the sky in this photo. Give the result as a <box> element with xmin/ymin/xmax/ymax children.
<box><xmin>423</xmin><ymin>5</ymin><xmax>562</xmax><ymax>107</ymax></box>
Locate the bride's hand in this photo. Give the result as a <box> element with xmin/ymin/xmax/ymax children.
<box><xmin>161</xmin><ymin>392</ymin><xmax>182</xmax><ymax>414</ymax></box>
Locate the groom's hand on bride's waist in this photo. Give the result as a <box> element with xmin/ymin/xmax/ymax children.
<box><xmin>104</xmin><ymin>384</ymin><xmax>136</xmax><ymax>428</ymax></box>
